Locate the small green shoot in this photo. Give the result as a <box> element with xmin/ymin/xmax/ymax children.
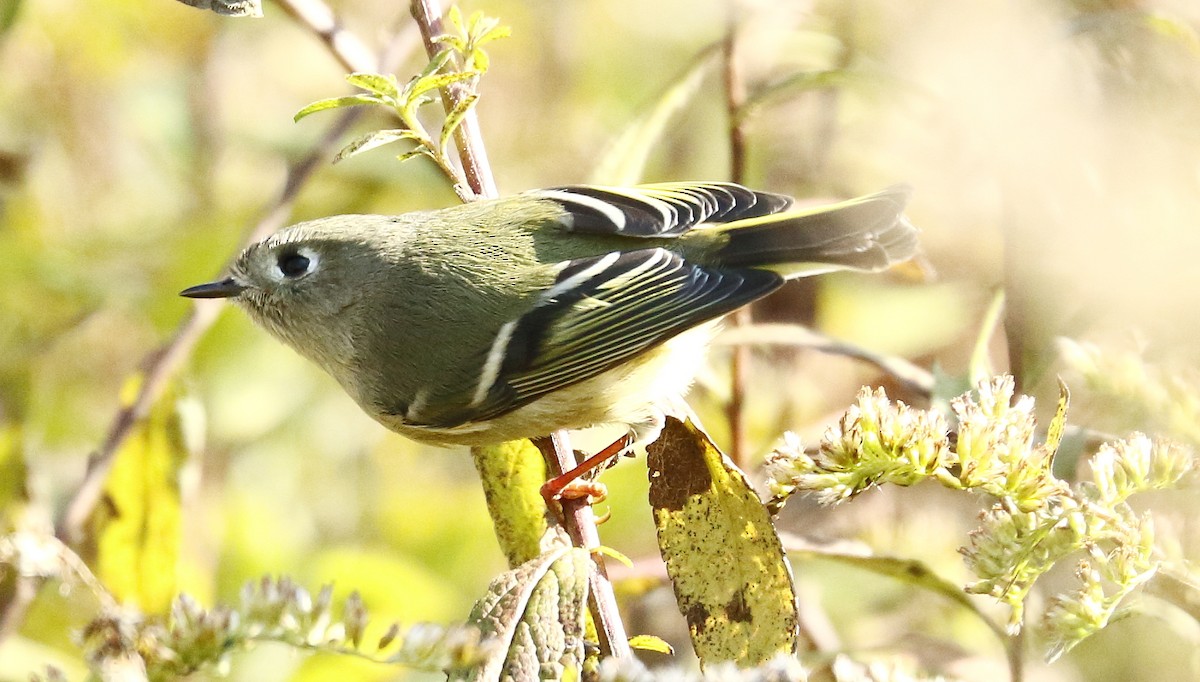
<box><xmin>293</xmin><ymin>7</ymin><xmax>509</xmax><ymax>193</ymax></box>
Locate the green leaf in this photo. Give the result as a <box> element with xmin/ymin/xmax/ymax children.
<box><xmin>454</xmin><ymin>534</ymin><xmax>591</xmax><ymax>682</ymax></box>
<box><xmin>628</xmin><ymin>634</ymin><xmax>674</xmax><ymax>655</ymax></box>
<box><xmin>647</xmin><ymin>417</ymin><xmax>799</xmax><ymax>666</ymax></box>
<box><xmin>405</xmin><ymin>50</ymin><xmax>454</xmax><ymax>96</ymax></box>
<box><xmin>398</xmin><ymin>95</ymin><xmax>439</xmax><ymax>125</ymax></box>
<box><xmin>480</xmin><ymin>24</ymin><xmax>512</xmax><ymax>42</ymax></box>
<box><xmin>86</xmin><ymin>379</ymin><xmax>197</xmax><ymax>614</ymax></box>
<box><xmin>293</xmin><ymin>94</ymin><xmax>386</xmax><ymax>123</ymax></box>
<box><xmin>465</xmin><ymin>13</ymin><xmax>492</xmax><ymax>41</ymax></box>
<box><xmin>409</xmin><ymin>70</ymin><xmax>478</xmax><ymax>101</ymax></box>
<box><xmin>332</xmin><ymin>129</ymin><xmax>423</xmax><ymax>164</ymax></box>
<box><xmin>432</xmin><ymin>34</ymin><xmax>467</xmax><ymax>53</ymax></box>
<box><xmin>782</xmin><ymin>534</ymin><xmax>1009</xmax><ymax>642</ymax></box>
<box><xmin>446</xmin><ymin>4</ymin><xmax>465</xmax><ymax>34</ymax></box>
<box><xmin>471</xmin><ymin>18</ymin><xmax>510</xmax><ymax>47</ymax></box>
<box><xmin>476</xmin><ymin>25</ymin><xmax>512</xmax><ymax>47</ymax></box>
<box><xmin>470</xmin><ymin>440</ymin><xmax>549</xmax><ymax>568</ymax></box>
<box><xmin>440</xmin><ymin>93</ymin><xmax>479</xmax><ymax>158</ymax></box>
<box><xmin>468</xmin><ymin>49</ymin><xmax>491</xmax><ymax>75</ymax></box>
<box><xmin>396</xmin><ymin>148</ymin><xmax>435</xmax><ymax>164</ymax></box>
<box><xmin>346</xmin><ymin>72</ymin><xmax>400</xmax><ymax>99</ymax></box>
<box><xmin>590</xmin><ymin>44</ymin><xmax>719</xmax><ymax>185</ymax></box>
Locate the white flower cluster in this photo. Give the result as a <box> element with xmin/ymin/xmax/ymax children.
<box><xmin>763</xmin><ymin>376</ymin><xmax>1195</xmax><ymax>658</ymax></box>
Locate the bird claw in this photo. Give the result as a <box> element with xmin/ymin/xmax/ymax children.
<box><xmin>539</xmin><ymin>433</ymin><xmax>631</xmax><ymax>508</ymax></box>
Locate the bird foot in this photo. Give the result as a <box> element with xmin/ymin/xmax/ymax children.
<box><xmin>539</xmin><ymin>433</ymin><xmax>631</xmax><ymax>507</ymax></box>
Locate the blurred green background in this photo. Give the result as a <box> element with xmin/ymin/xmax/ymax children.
<box><xmin>1</xmin><ymin>0</ymin><xmax>1198</xmax><ymax>679</ymax></box>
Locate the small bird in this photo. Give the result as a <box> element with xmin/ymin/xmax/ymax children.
<box><xmin>182</xmin><ymin>182</ymin><xmax>917</xmax><ymax>451</ymax></box>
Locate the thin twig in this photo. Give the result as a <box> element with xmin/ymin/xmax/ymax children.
<box><xmin>1008</xmin><ymin>626</ymin><xmax>1025</xmax><ymax>682</ymax></box>
<box><xmin>410</xmin><ymin>0</ymin><xmax>498</xmax><ymax>200</ymax></box>
<box><xmin>56</xmin><ymin>2</ymin><xmax>417</xmax><ymax>547</ymax></box>
<box><xmin>274</xmin><ymin>0</ymin><xmax>380</xmax><ymax>73</ymax></box>
<box><xmin>533</xmin><ymin>435</ymin><xmax>633</xmax><ymax>661</ymax></box>
<box><xmin>723</xmin><ymin>10</ymin><xmax>752</xmax><ymax>469</ymax></box>
<box><xmin>723</xmin><ymin>14</ymin><xmax>748</xmax><ymax>186</ymax></box>
<box><xmin>713</xmin><ymin>323</ymin><xmax>936</xmax><ymax>399</ymax></box>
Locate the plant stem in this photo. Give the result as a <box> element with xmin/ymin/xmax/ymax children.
<box><xmin>1006</xmin><ymin>626</ymin><xmax>1026</xmax><ymax>682</ymax></box>
<box><xmin>533</xmin><ymin>434</ymin><xmax>633</xmax><ymax>662</ymax></box>
<box><xmin>410</xmin><ymin>0</ymin><xmax>498</xmax><ymax>200</ymax></box>
<box><xmin>723</xmin><ymin>10</ymin><xmax>751</xmax><ymax>469</ymax></box>
<box><xmin>713</xmin><ymin>323</ymin><xmax>935</xmax><ymax>398</ymax></box>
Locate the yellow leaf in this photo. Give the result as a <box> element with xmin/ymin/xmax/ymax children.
<box><xmin>595</xmin><ymin>545</ymin><xmax>633</xmax><ymax>569</ymax></box>
<box><xmin>628</xmin><ymin>634</ymin><xmax>674</xmax><ymax>655</ymax></box>
<box><xmin>471</xmin><ymin>439</ymin><xmax>548</xmax><ymax>567</ymax></box>
<box><xmin>647</xmin><ymin>417</ymin><xmax>798</xmax><ymax>667</ymax></box>
<box><xmin>1044</xmin><ymin>378</ymin><xmax>1071</xmax><ymax>460</ymax></box>
<box><xmin>87</xmin><ymin>378</ymin><xmax>195</xmax><ymax>614</ymax></box>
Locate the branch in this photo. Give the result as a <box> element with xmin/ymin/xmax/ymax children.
<box><xmin>274</xmin><ymin>0</ymin><xmax>380</xmax><ymax>73</ymax></box>
<box><xmin>533</xmin><ymin>434</ymin><xmax>632</xmax><ymax>662</ymax></box>
<box><xmin>56</xmin><ymin>3</ymin><xmax>418</xmax><ymax>546</ymax></box>
<box><xmin>713</xmin><ymin>323</ymin><xmax>936</xmax><ymax>399</ymax></box>
<box><xmin>410</xmin><ymin>0</ymin><xmax>498</xmax><ymax>200</ymax></box>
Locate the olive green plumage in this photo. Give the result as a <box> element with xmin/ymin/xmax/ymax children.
<box><xmin>182</xmin><ymin>182</ymin><xmax>917</xmax><ymax>447</ymax></box>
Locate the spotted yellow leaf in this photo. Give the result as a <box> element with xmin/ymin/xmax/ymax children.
<box><xmin>647</xmin><ymin>417</ymin><xmax>798</xmax><ymax>666</ymax></box>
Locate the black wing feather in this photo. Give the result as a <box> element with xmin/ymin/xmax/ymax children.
<box><xmin>462</xmin><ymin>247</ymin><xmax>783</xmax><ymax>423</ymax></box>
<box><xmin>525</xmin><ymin>182</ymin><xmax>794</xmax><ymax>238</ymax></box>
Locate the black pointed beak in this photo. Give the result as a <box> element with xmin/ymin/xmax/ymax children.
<box><xmin>180</xmin><ymin>277</ymin><xmax>246</xmax><ymax>299</ymax></box>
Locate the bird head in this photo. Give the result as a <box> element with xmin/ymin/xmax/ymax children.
<box><xmin>180</xmin><ymin>217</ymin><xmax>398</xmax><ymax>362</ymax></box>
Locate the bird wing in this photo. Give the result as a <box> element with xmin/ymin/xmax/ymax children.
<box><xmin>712</xmin><ymin>185</ymin><xmax>918</xmax><ymax>273</ymax></box>
<box><xmin>408</xmin><ymin>247</ymin><xmax>783</xmax><ymax>428</ymax></box>
<box><xmin>522</xmin><ymin>182</ymin><xmax>794</xmax><ymax>237</ymax></box>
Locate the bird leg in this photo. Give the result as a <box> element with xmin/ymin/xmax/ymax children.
<box><xmin>539</xmin><ymin>433</ymin><xmax>633</xmax><ymax>506</ymax></box>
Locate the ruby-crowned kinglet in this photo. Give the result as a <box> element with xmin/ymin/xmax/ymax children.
<box><xmin>181</xmin><ymin>182</ymin><xmax>917</xmax><ymax>448</ymax></box>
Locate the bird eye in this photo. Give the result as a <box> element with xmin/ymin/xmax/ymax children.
<box><xmin>278</xmin><ymin>252</ymin><xmax>311</xmax><ymax>278</ymax></box>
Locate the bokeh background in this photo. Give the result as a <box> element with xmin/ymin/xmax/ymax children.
<box><xmin>1</xmin><ymin>0</ymin><xmax>1198</xmax><ymax>680</ymax></box>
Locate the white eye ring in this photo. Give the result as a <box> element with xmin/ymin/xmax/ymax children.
<box><xmin>273</xmin><ymin>246</ymin><xmax>320</xmax><ymax>281</ymax></box>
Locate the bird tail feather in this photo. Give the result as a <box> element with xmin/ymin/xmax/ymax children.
<box><xmin>711</xmin><ymin>185</ymin><xmax>917</xmax><ymax>278</ymax></box>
